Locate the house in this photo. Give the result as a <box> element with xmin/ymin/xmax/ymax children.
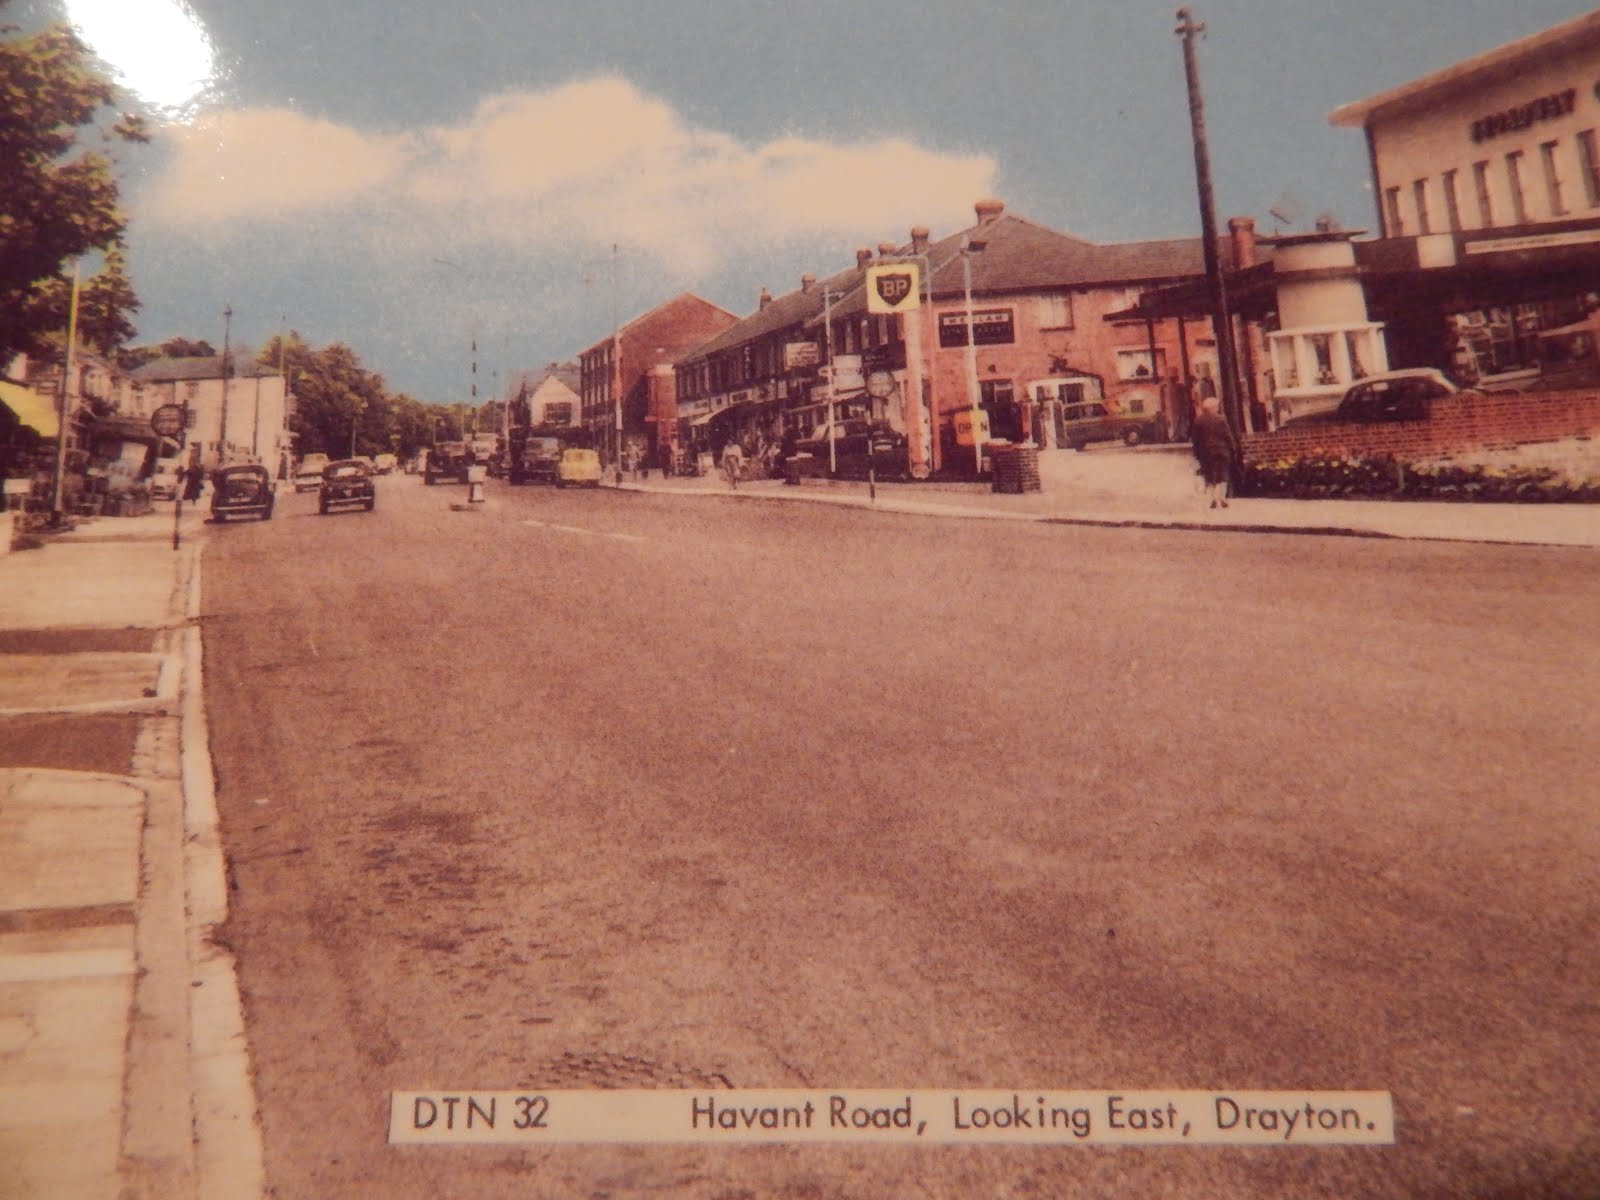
<box><xmin>506</xmin><ymin>362</ymin><xmax>582</xmax><ymax>427</ymax></box>
<box><xmin>128</xmin><ymin>351</ymin><xmax>292</xmax><ymax>472</ymax></box>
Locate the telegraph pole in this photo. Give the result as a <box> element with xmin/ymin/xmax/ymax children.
<box><xmin>219</xmin><ymin>304</ymin><xmax>233</xmax><ymax>466</ymax></box>
<box><xmin>1176</xmin><ymin>7</ymin><xmax>1244</xmax><ymax>437</ymax></box>
<box><xmin>49</xmin><ymin>261</ymin><xmax>81</xmax><ymax>525</ymax></box>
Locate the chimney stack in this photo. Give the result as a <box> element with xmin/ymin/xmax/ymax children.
<box><xmin>856</xmin><ymin>247</ymin><xmax>873</xmax><ymax>271</ymax></box>
<box><xmin>800</xmin><ymin>273</ymin><xmax>816</xmax><ymax>293</ymax></box>
<box><xmin>910</xmin><ymin>226</ymin><xmax>930</xmax><ymax>254</ymax></box>
<box><xmin>758</xmin><ymin>286</ymin><xmax>772</xmax><ymax>309</ymax></box>
<box><xmin>1228</xmin><ymin>216</ymin><xmax>1257</xmax><ymax>269</ymax></box>
<box><xmin>974</xmin><ymin>197</ymin><xmax>1005</xmax><ymax>225</ymax></box>
<box><xmin>878</xmin><ymin>241</ymin><xmax>899</xmax><ymax>258</ymax></box>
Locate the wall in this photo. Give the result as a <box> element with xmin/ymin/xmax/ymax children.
<box><xmin>1242</xmin><ymin>387</ymin><xmax>1600</xmax><ymax>463</ymax></box>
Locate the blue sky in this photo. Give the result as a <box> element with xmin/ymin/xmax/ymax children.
<box><xmin>19</xmin><ymin>0</ymin><xmax>1600</xmax><ymax>402</ymax></box>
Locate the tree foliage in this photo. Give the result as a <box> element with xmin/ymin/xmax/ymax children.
<box><xmin>0</xmin><ymin>11</ymin><xmax>147</xmax><ymax>364</ymax></box>
<box><xmin>260</xmin><ymin>334</ymin><xmax>464</xmax><ymax>461</ymax></box>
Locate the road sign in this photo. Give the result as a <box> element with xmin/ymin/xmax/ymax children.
<box><xmin>150</xmin><ymin>404</ymin><xmax>185</xmax><ymax>438</ymax></box>
<box><xmin>866</xmin><ymin>263</ymin><xmax>921</xmax><ymax>314</ymax></box>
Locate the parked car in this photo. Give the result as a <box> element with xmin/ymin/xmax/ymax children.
<box><xmin>372</xmin><ymin>452</ymin><xmax>398</xmax><ymax>475</ymax></box>
<box><xmin>210</xmin><ymin>464</ymin><xmax>275</xmax><ymax>521</ymax></box>
<box><xmin>294</xmin><ymin>452</ymin><xmax>330</xmax><ymax>492</ymax></box>
<box><xmin>1335</xmin><ymin>368</ymin><xmax>1463</xmax><ymax>424</ymax></box>
<box><xmin>1058</xmin><ymin>400</ymin><xmax>1161</xmax><ymax>450</ymax></box>
<box><xmin>424</xmin><ymin>442</ymin><xmax>468</xmax><ymax>485</ymax></box>
<box><xmin>791</xmin><ymin>419</ymin><xmax>909</xmax><ymax>478</ymax></box>
<box><xmin>148</xmin><ymin>459</ymin><xmax>182</xmax><ymax>501</ymax></box>
<box><xmin>318</xmin><ymin>458</ymin><xmax>376</xmax><ymax>514</ymax></box>
<box><xmin>554</xmin><ymin>447</ymin><xmax>602</xmax><ymax>487</ymax></box>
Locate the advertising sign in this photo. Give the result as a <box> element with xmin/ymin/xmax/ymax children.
<box><xmin>952</xmin><ymin>408</ymin><xmax>991</xmax><ymax>446</ymax></box>
<box><xmin>784</xmin><ymin>342</ymin><xmax>821</xmax><ymax>370</ymax></box>
<box><xmin>150</xmin><ymin>403</ymin><xmax>186</xmax><ymax>438</ymax></box>
<box><xmin>866</xmin><ymin>263</ymin><xmax>922</xmax><ymax>314</ymax></box>
<box><xmin>938</xmin><ymin>309</ymin><xmax>1016</xmax><ymax>348</ymax></box>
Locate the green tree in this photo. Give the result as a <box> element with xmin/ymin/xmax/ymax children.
<box><xmin>0</xmin><ymin>11</ymin><xmax>148</xmax><ymax>364</ymax></box>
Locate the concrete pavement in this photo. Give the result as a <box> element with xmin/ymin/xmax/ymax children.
<box><xmin>0</xmin><ymin>453</ymin><xmax>1592</xmax><ymax>1197</ymax></box>
<box><xmin>0</xmin><ymin>504</ymin><xmax>261</xmax><ymax>1200</ymax></box>
<box><xmin>615</xmin><ymin>443</ymin><xmax>1600</xmax><ymax>547</ymax></box>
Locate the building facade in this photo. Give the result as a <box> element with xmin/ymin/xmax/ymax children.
<box><xmin>128</xmin><ymin>352</ymin><xmax>292</xmax><ymax>471</ymax></box>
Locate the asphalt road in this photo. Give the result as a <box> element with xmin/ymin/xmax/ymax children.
<box><xmin>200</xmin><ymin>472</ymin><xmax>1599</xmax><ymax>1199</ymax></box>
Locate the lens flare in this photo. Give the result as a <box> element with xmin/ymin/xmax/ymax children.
<box><xmin>64</xmin><ymin>0</ymin><xmax>218</xmax><ymax>116</ymax></box>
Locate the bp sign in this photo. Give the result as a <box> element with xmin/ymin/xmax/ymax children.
<box><xmin>866</xmin><ymin>262</ymin><xmax>921</xmax><ymax>314</ymax></box>
<box><xmin>150</xmin><ymin>404</ymin><xmax>186</xmax><ymax>438</ymax></box>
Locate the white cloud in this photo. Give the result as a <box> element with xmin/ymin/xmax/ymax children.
<box><xmin>141</xmin><ymin>76</ymin><xmax>995</xmax><ymax>277</ymax></box>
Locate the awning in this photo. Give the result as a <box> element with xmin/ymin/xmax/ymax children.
<box><xmin>0</xmin><ymin>380</ymin><xmax>60</xmax><ymax>437</ymax></box>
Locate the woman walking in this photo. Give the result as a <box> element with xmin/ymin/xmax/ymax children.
<box><xmin>1190</xmin><ymin>395</ymin><xmax>1236</xmax><ymax>509</ymax></box>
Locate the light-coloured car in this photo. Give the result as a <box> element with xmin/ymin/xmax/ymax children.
<box><xmin>555</xmin><ymin>447</ymin><xmax>602</xmax><ymax>487</ymax></box>
<box><xmin>148</xmin><ymin>459</ymin><xmax>182</xmax><ymax>500</ymax></box>
<box><xmin>294</xmin><ymin>452</ymin><xmax>330</xmax><ymax>492</ymax></box>
<box><xmin>372</xmin><ymin>452</ymin><xmax>398</xmax><ymax>474</ymax></box>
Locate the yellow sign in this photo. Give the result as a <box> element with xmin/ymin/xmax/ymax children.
<box><xmin>867</xmin><ymin>263</ymin><xmax>922</xmax><ymax>314</ymax></box>
<box><xmin>952</xmin><ymin>408</ymin><xmax>990</xmax><ymax>446</ymax></box>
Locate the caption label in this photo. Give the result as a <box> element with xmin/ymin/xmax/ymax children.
<box><xmin>389</xmin><ymin>1089</ymin><xmax>1394</xmax><ymax>1146</ymax></box>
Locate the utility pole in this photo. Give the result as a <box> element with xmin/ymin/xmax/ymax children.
<box><xmin>611</xmin><ymin>242</ymin><xmax>623</xmax><ymax>486</ymax></box>
<box><xmin>49</xmin><ymin>262</ymin><xmax>82</xmax><ymax>525</ymax></box>
<box><xmin>1176</xmin><ymin>7</ymin><xmax>1244</xmax><ymax>437</ymax></box>
<box><xmin>219</xmin><ymin>304</ymin><xmax>233</xmax><ymax>466</ymax></box>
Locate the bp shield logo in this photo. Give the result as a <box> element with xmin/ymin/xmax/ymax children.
<box><xmin>867</xmin><ymin>263</ymin><xmax>921</xmax><ymax>314</ymax></box>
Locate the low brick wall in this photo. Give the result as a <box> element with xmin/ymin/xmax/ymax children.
<box><xmin>1242</xmin><ymin>387</ymin><xmax>1600</xmax><ymax>465</ymax></box>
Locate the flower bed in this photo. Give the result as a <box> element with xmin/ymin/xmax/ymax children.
<box><xmin>1239</xmin><ymin>453</ymin><xmax>1600</xmax><ymax>503</ymax></box>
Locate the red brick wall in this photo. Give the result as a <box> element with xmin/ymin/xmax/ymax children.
<box><xmin>1242</xmin><ymin>388</ymin><xmax>1600</xmax><ymax>463</ymax></box>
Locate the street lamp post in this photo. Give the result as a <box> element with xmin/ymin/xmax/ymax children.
<box><xmin>960</xmin><ymin>234</ymin><xmax>987</xmax><ymax>477</ymax></box>
<box><xmin>350</xmin><ymin>397</ymin><xmax>364</xmax><ymax>457</ymax></box>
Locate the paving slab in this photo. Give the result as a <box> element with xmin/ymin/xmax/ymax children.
<box><xmin>0</xmin><ymin>653</ymin><xmax>167</xmax><ymax>713</ymax></box>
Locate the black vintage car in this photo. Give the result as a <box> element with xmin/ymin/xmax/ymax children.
<box><xmin>318</xmin><ymin>459</ymin><xmax>376</xmax><ymax>515</ymax></box>
<box><xmin>424</xmin><ymin>442</ymin><xmax>468</xmax><ymax>485</ymax></box>
<box><xmin>210</xmin><ymin>464</ymin><xmax>275</xmax><ymax>521</ymax></box>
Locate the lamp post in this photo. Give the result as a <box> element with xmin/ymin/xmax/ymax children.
<box><xmin>960</xmin><ymin>234</ymin><xmax>987</xmax><ymax>477</ymax></box>
<box><xmin>349</xmin><ymin>396</ymin><xmax>364</xmax><ymax>457</ymax></box>
<box><xmin>219</xmin><ymin>304</ymin><xmax>232</xmax><ymax>467</ymax></box>
<box><xmin>49</xmin><ymin>260</ymin><xmax>81</xmax><ymax>526</ymax></box>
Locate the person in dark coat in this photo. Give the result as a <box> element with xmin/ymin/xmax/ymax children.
<box><xmin>1190</xmin><ymin>395</ymin><xmax>1236</xmax><ymax>509</ymax></box>
<box><xmin>181</xmin><ymin>461</ymin><xmax>205</xmax><ymax>503</ymax></box>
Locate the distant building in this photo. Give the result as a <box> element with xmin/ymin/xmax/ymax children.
<box><xmin>128</xmin><ymin>351</ymin><xmax>292</xmax><ymax>471</ymax></box>
<box><xmin>506</xmin><ymin>362</ymin><xmax>582</xmax><ymax>427</ymax></box>
<box><xmin>578</xmin><ymin>294</ymin><xmax>740</xmax><ymax>465</ymax></box>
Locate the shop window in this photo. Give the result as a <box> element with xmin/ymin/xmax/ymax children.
<box><xmin>1309</xmin><ymin>333</ymin><xmax>1336</xmax><ymax>386</ymax></box>
<box><xmin>543</xmin><ymin>401</ymin><xmax>572</xmax><ymax>425</ymax></box>
<box><xmin>978</xmin><ymin>380</ymin><xmax>1020</xmax><ymax>442</ymax></box>
<box><xmin>1345</xmin><ymin>331</ymin><xmax>1370</xmax><ymax>380</ymax></box>
<box><xmin>1473</xmin><ymin>161</ymin><xmax>1494</xmax><ymax>227</ymax></box>
<box><xmin>1540</xmin><ymin>141</ymin><xmax>1567</xmax><ymax>216</ymax></box>
<box><xmin>1505</xmin><ymin>151</ymin><xmax>1528</xmax><ymax>224</ymax></box>
<box><xmin>1578</xmin><ymin>130</ymin><xmax>1600</xmax><ymax>207</ymax></box>
<box><xmin>1383</xmin><ymin>187</ymin><xmax>1403</xmax><ymax>236</ymax></box>
<box><xmin>1441</xmin><ymin>169</ymin><xmax>1462</xmax><ymax>232</ymax></box>
<box><xmin>1412</xmin><ymin>179</ymin><xmax>1431</xmax><ymax>234</ymax></box>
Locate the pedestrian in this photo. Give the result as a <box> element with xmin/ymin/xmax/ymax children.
<box><xmin>720</xmin><ymin>437</ymin><xmax>744</xmax><ymax>488</ymax></box>
<box><xmin>659</xmin><ymin>444</ymin><xmax>674</xmax><ymax>479</ymax></box>
<box><xmin>1190</xmin><ymin>395</ymin><xmax>1236</xmax><ymax>509</ymax></box>
<box><xmin>181</xmin><ymin>461</ymin><xmax>204</xmax><ymax>503</ymax></box>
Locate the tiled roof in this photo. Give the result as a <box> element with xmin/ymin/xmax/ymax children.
<box><xmin>678</xmin><ymin>263</ymin><xmax>864</xmax><ymax>363</ymax></box>
<box><xmin>129</xmin><ymin>350</ymin><xmax>281</xmax><ymax>383</ymax></box>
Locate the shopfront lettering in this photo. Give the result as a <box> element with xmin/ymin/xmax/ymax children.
<box><xmin>1469</xmin><ymin>88</ymin><xmax>1577</xmax><ymax>143</ymax></box>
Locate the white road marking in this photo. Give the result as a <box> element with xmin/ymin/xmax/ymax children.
<box><xmin>521</xmin><ymin>520</ymin><xmax>646</xmax><ymax>543</ymax></box>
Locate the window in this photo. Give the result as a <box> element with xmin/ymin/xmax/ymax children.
<box><xmin>1473</xmin><ymin>161</ymin><xmax>1495</xmax><ymax>227</ymax></box>
<box><xmin>1114</xmin><ymin>348</ymin><xmax>1160</xmax><ymax>381</ymax></box>
<box><xmin>1578</xmin><ymin>130</ymin><xmax>1600</xmax><ymax>206</ymax></box>
<box><xmin>1541</xmin><ymin>141</ymin><xmax>1566</xmax><ymax>215</ymax></box>
<box><xmin>542</xmin><ymin>401</ymin><xmax>573</xmax><ymax>425</ymax></box>
<box><xmin>1441</xmin><ymin>169</ymin><xmax>1462</xmax><ymax>231</ymax></box>
<box><xmin>1036</xmin><ymin>293</ymin><xmax>1073</xmax><ymax>329</ymax></box>
<box><xmin>1412</xmin><ymin>179</ymin><xmax>1431</xmax><ymax>234</ymax></box>
<box><xmin>1505</xmin><ymin>151</ymin><xmax>1528</xmax><ymax>224</ymax></box>
<box><xmin>1383</xmin><ymin>186</ymin><xmax>1404</xmax><ymax>235</ymax></box>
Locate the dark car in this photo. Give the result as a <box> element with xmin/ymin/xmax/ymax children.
<box><xmin>210</xmin><ymin>464</ymin><xmax>275</xmax><ymax>522</ymax></box>
<box><xmin>791</xmin><ymin>419</ymin><xmax>909</xmax><ymax>479</ymax></box>
<box><xmin>1058</xmin><ymin>400</ymin><xmax>1161</xmax><ymax>450</ymax></box>
<box><xmin>318</xmin><ymin>459</ymin><xmax>375</xmax><ymax>514</ymax></box>
<box><xmin>424</xmin><ymin>442</ymin><xmax>468</xmax><ymax>485</ymax></box>
<box><xmin>509</xmin><ymin>434</ymin><xmax>563</xmax><ymax>484</ymax></box>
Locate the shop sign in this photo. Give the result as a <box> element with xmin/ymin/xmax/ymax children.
<box><xmin>952</xmin><ymin>408</ymin><xmax>990</xmax><ymax>446</ymax></box>
<box><xmin>150</xmin><ymin>403</ymin><xmax>185</xmax><ymax>438</ymax></box>
<box><xmin>831</xmin><ymin>354</ymin><xmax>864</xmax><ymax>393</ymax></box>
<box><xmin>1469</xmin><ymin>88</ymin><xmax>1576</xmax><ymax>143</ymax></box>
<box><xmin>1463</xmin><ymin>228</ymin><xmax>1600</xmax><ymax>255</ymax></box>
<box><xmin>784</xmin><ymin>342</ymin><xmax>820</xmax><ymax>370</ymax></box>
<box><xmin>866</xmin><ymin>262</ymin><xmax>922</xmax><ymax>314</ymax></box>
<box><xmin>938</xmin><ymin>309</ymin><xmax>1015</xmax><ymax>348</ymax></box>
